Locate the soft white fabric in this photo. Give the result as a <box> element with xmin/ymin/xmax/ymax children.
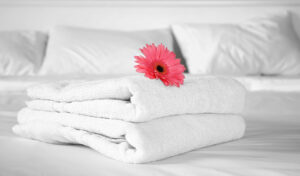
<box><xmin>2</xmin><ymin>74</ymin><xmax>300</xmax><ymax>92</ymax></box>
<box><xmin>172</xmin><ymin>12</ymin><xmax>300</xmax><ymax>75</ymax></box>
<box><xmin>0</xmin><ymin>31</ymin><xmax>47</xmax><ymax>75</ymax></box>
<box><xmin>13</xmin><ymin>108</ymin><xmax>245</xmax><ymax>164</ymax></box>
<box><xmin>26</xmin><ymin>75</ymin><xmax>246</xmax><ymax>122</ymax></box>
<box><xmin>2</xmin><ymin>75</ymin><xmax>300</xmax><ymax>175</ymax></box>
<box><xmin>39</xmin><ymin>26</ymin><xmax>175</xmax><ymax>75</ymax></box>
<box><xmin>235</xmin><ymin>76</ymin><xmax>300</xmax><ymax>92</ymax></box>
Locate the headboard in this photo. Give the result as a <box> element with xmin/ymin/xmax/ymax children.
<box><xmin>0</xmin><ymin>0</ymin><xmax>300</xmax><ymax>32</ymax></box>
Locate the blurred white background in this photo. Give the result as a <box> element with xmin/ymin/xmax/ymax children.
<box><xmin>0</xmin><ymin>0</ymin><xmax>299</xmax><ymax>32</ymax></box>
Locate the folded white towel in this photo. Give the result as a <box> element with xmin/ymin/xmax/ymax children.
<box><xmin>26</xmin><ymin>75</ymin><xmax>246</xmax><ymax>122</ymax></box>
<box><xmin>13</xmin><ymin>108</ymin><xmax>246</xmax><ymax>163</ymax></box>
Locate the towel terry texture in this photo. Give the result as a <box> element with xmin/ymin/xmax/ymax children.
<box><xmin>26</xmin><ymin>75</ymin><xmax>245</xmax><ymax>122</ymax></box>
<box><xmin>13</xmin><ymin>75</ymin><xmax>247</xmax><ymax>163</ymax></box>
<box><xmin>13</xmin><ymin>108</ymin><xmax>245</xmax><ymax>163</ymax></box>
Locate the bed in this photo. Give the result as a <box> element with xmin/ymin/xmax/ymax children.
<box><xmin>0</xmin><ymin>76</ymin><xmax>300</xmax><ymax>175</ymax></box>
<box><xmin>1</xmin><ymin>0</ymin><xmax>300</xmax><ymax>175</ymax></box>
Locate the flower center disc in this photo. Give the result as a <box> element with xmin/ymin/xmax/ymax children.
<box><xmin>156</xmin><ymin>65</ymin><xmax>164</xmax><ymax>73</ymax></box>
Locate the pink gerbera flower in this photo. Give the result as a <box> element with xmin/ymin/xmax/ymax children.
<box><xmin>134</xmin><ymin>43</ymin><xmax>185</xmax><ymax>87</ymax></box>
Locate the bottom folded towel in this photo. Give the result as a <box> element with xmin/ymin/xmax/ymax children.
<box><xmin>13</xmin><ymin>108</ymin><xmax>246</xmax><ymax>163</ymax></box>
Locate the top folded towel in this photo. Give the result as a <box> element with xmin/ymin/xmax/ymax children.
<box><xmin>27</xmin><ymin>75</ymin><xmax>246</xmax><ymax>122</ymax></box>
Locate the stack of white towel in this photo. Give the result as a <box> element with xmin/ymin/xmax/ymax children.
<box><xmin>13</xmin><ymin>75</ymin><xmax>246</xmax><ymax>163</ymax></box>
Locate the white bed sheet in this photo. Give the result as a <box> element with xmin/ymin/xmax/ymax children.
<box><xmin>235</xmin><ymin>76</ymin><xmax>300</xmax><ymax>92</ymax></box>
<box><xmin>2</xmin><ymin>75</ymin><xmax>300</xmax><ymax>92</ymax></box>
<box><xmin>0</xmin><ymin>75</ymin><xmax>300</xmax><ymax>176</ymax></box>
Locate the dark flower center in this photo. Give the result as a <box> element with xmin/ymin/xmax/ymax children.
<box><xmin>156</xmin><ymin>65</ymin><xmax>164</xmax><ymax>72</ymax></box>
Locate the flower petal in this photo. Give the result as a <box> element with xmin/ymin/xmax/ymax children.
<box><xmin>134</xmin><ymin>43</ymin><xmax>185</xmax><ymax>87</ymax></box>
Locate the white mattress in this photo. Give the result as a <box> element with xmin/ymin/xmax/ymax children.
<box><xmin>0</xmin><ymin>75</ymin><xmax>300</xmax><ymax>176</ymax></box>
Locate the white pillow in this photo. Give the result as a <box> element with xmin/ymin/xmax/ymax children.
<box><xmin>0</xmin><ymin>31</ymin><xmax>47</xmax><ymax>75</ymax></box>
<box><xmin>40</xmin><ymin>26</ymin><xmax>175</xmax><ymax>75</ymax></box>
<box><xmin>172</xmin><ymin>12</ymin><xmax>300</xmax><ymax>75</ymax></box>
